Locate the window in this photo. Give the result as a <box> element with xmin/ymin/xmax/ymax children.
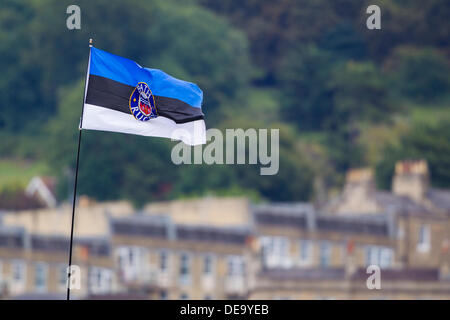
<box><xmin>203</xmin><ymin>254</ymin><xmax>214</xmax><ymax>275</ymax></box>
<box><xmin>227</xmin><ymin>255</ymin><xmax>245</xmax><ymax>276</ymax></box>
<box><xmin>116</xmin><ymin>246</ymin><xmax>146</xmax><ymax>281</ymax></box>
<box><xmin>260</xmin><ymin>236</ymin><xmax>291</xmax><ymax>268</ymax></box>
<box><xmin>58</xmin><ymin>264</ymin><xmax>68</xmax><ymax>291</ymax></box>
<box><xmin>299</xmin><ymin>240</ymin><xmax>312</xmax><ymax>265</ymax></box>
<box><xmin>89</xmin><ymin>267</ymin><xmax>112</xmax><ymax>294</ymax></box>
<box><xmin>380</xmin><ymin>248</ymin><xmax>393</xmax><ymax>268</ymax></box>
<box><xmin>34</xmin><ymin>262</ymin><xmax>48</xmax><ymax>292</ymax></box>
<box><xmin>179</xmin><ymin>252</ymin><xmax>191</xmax><ymax>284</ymax></box>
<box><xmin>365</xmin><ymin>246</ymin><xmax>394</xmax><ymax>268</ymax></box>
<box><xmin>319</xmin><ymin>242</ymin><xmax>331</xmax><ymax>268</ymax></box>
<box><xmin>417</xmin><ymin>224</ymin><xmax>431</xmax><ymax>253</ymax></box>
<box><xmin>160</xmin><ymin>290</ymin><xmax>168</xmax><ymax>300</ymax></box>
<box><xmin>366</xmin><ymin>247</ymin><xmax>377</xmax><ymax>266</ymax></box>
<box><xmin>11</xmin><ymin>260</ymin><xmax>26</xmax><ymax>286</ymax></box>
<box><xmin>180</xmin><ymin>293</ymin><xmax>189</xmax><ymax>300</ymax></box>
<box><xmin>159</xmin><ymin>250</ymin><xmax>169</xmax><ymax>273</ymax></box>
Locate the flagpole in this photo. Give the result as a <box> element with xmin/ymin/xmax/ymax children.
<box><xmin>67</xmin><ymin>38</ymin><xmax>92</xmax><ymax>301</ymax></box>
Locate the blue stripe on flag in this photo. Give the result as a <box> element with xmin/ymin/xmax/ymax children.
<box><xmin>89</xmin><ymin>47</ymin><xmax>203</xmax><ymax>108</ymax></box>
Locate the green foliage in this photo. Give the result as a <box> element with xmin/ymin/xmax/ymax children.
<box><xmin>385</xmin><ymin>47</ymin><xmax>450</xmax><ymax>101</ymax></box>
<box><xmin>1</xmin><ymin>0</ymin><xmax>449</xmax><ymax>204</ymax></box>
<box><xmin>46</xmin><ymin>81</ymin><xmax>85</xmax><ymax>171</ymax></box>
<box><xmin>330</xmin><ymin>61</ymin><xmax>393</xmax><ymax>125</ymax></box>
<box><xmin>201</xmin><ymin>0</ymin><xmax>341</xmax><ymax>82</ymax></box>
<box><xmin>278</xmin><ymin>45</ymin><xmax>334</xmax><ymax>130</ymax></box>
<box><xmin>278</xmin><ymin>44</ymin><xmax>394</xmax><ymax>171</ymax></box>
<box><xmin>0</xmin><ymin>0</ymin><xmax>40</xmax><ymax>131</ymax></box>
<box><xmin>318</xmin><ymin>23</ymin><xmax>367</xmax><ymax>61</ymax></box>
<box><xmin>362</xmin><ymin>0</ymin><xmax>450</xmax><ymax>59</ymax></box>
<box><xmin>145</xmin><ymin>1</ymin><xmax>251</xmax><ymax>115</ymax></box>
<box><xmin>279</xmin><ymin>44</ymin><xmax>393</xmax><ymax>130</ymax></box>
<box><xmin>215</xmin><ymin>119</ymin><xmax>315</xmax><ymax>202</ymax></box>
<box><xmin>376</xmin><ymin>121</ymin><xmax>450</xmax><ymax>189</ymax></box>
<box><xmin>0</xmin><ymin>0</ymin><xmax>250</xmax><ymax>131</ymax></box>
<box><xmin>0</xmin><ymin>159</ymin><xmax>48</xmax><ymax>190</ymax></box>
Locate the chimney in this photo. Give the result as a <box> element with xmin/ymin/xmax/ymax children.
<box><xmin>78</xmin><ymin>195</ymin><xmax>95</xmax><ymax>207</ymax></box>
<box><xmin>345</xmin><ymin>168</ymin><xmax>375</xmax><ymax>191</ymax></box>
<box><xmin>341</xmin><ymin>168</ymin><xmax>376</xmax><ymax>203</ymax></box>
<box><xmin>334</xmin><ymin>168</ymin><xmax>379</xmax><ymax>214</ymax></box>
<box><xmin>392</xmin><ymin>160</ymin><xmax>429</xmax><ymax>202</ymax></box>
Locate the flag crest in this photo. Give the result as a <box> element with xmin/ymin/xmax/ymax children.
<box><xmin>129</xmin><ymin>82</ymin><xmax>158</xmax><ymax>121</ymax></box>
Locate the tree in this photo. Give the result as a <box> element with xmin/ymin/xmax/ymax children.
<box><xmin>0</xmin><ymin>0</ymin><xmax>251</xmax><ymax>131</ymax></box>
<box><xmin>278</xmin><ymin>45</ymin><xmax>336</xmax><ymax>130</ymax></box>
<box><xmin>145</xmin><ymin>1</ymin><xmax>251</xmax><ymax>116</ymax></box>
<box><xmin>0</xmin><ymin>0</ymin><xmax>40</xmax><ymax>131</ymax></box>
<box><xmin>376</xmin><ymin>121</ymin><xmax>450</xmax><ymax>189</ymax></box>
<box><xmin>385</xmin><ymin>46</ymin><xmax>450</xmax><ymax>102</ymax></box>
<box><xmin>362</xmin><ymin>0</ymin><xmax>450</xmax><ymax>61</ymax></box>
<box><xmin>201</xmin><ymin>0</ymin><xmax>340</xmax><ymax>83</ymax></box>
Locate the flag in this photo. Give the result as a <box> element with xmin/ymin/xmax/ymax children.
<box><xmin>81</xmin><ymin>47</ymin><xmax>206</xmax><ymax>145</ymax></box>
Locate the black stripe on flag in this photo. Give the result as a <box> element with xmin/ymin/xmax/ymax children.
<box><xmin>85</xmin><ymin>75</ymin><xmax>204</xmax><ymax>124</ymax></box>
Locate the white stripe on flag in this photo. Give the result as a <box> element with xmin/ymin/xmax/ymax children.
<box><xmin>81</xmin><ymin>103</ymin><xmax>206</xmax><ymax>146</ymax></box>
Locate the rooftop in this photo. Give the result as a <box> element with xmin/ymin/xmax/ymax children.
<box><xmin>111</xmin><ymin>215</ymin><xmax>251</xmax><ymax>244</ymax></box>
<box><xmin>259</xmin><ymin>267</ymin><xmax>442</xmax><ymax>282</ymax></box>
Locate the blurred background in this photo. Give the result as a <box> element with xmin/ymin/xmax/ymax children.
<box><xmin>0</xmin><ymin>0</ymin><xmax>449</xmax><ymax>299</ymax></box>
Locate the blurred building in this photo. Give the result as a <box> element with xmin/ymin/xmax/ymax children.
<box><xmin>25</xmin><ymin>176</ymin><xmax>57</xmax><ymax>208</ymax></box>
<box><xmin>0</xmin><ymin>160</ymin><xmax>449</xmax><ymax>300</ymax></box>
<box><xmin>251</xmin><ymin>160</ymin><xmax>450</xmax><ymax>299</ymax></box>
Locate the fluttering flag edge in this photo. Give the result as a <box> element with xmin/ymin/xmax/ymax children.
<box><xmin>82</xmin><ymin>103</ymin><xmax>206</xmax><ymax>145</ymax></box>
<box><xmin>81</xmin><ymin>45</ymin><xmax>206</xmax><ymax>146</ymax></box>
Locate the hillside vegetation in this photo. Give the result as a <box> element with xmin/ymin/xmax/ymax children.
<box><xmin>0</xmin><ymin>0</ymin><xmax>449</xmax><ymax>206</ymax></box>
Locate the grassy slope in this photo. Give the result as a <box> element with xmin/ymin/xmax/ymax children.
<box><xmin>0</xmin><ymin>158</ymin><xmax>49</xmax><ymax>190</ymax></box>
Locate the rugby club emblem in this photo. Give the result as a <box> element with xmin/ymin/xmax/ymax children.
<box><xmin>129</xmin><ymin>82</ymin><xmax>158</xmax><ymax>121</ymax></box>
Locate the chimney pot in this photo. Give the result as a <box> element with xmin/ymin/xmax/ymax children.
<box><xmin>392</xmin><ymin>159</ymin><xmax>429</xmax><ymax>202</ymax></box>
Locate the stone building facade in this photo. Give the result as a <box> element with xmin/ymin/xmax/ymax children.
<box><xmin>0</xmin><ymin>160</ymin><xmax>448</xmax><ymax>300</ymax></box>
